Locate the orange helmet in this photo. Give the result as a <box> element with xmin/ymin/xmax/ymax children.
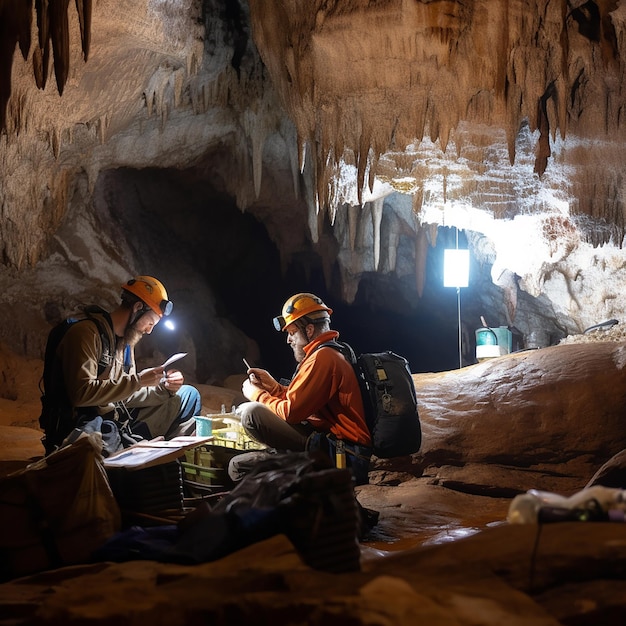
<box><xmin>273</xmin><ymin>293</ymin><xmax>332</xmax><ymax>331</ymax></box>
<box><xmin>122</xmin><ymin>276</ymin><xmax>173</xmax><ymax>318</ymax></box>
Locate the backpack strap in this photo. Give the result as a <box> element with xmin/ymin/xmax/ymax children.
<box><xmin>82</xmin><ymin>307</ymin><xmax>114</xmax><ymax>377</ymax></box>
<box><xmin>315</xmin><ymin>340</ymin><xmax>357</xmax><ymax>365</ymax></box>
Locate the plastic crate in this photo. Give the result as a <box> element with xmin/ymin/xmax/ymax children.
<box><xmin>181</xmin><ymin>442</ymin><xmax>250</xmax><ymax>494</ymax></box>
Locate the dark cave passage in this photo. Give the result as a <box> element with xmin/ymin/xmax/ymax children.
<box><xmin>93</xmin><ymin>165</ymin><xmax>553</xmax><ymax>384</ymax></box>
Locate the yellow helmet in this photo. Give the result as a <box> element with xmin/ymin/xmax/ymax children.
<box><xmin>122</xmin><ymin>276</ymin><xmax>173</xmax><ymax>318</ymax></box>
<box><xmin>273</xmin><ymin>293</ymin><xmax>332</xmax><ymax>331</ymax></box>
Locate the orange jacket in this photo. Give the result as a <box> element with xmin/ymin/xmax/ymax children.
<box><xmin>251</xmin><ymin>330</ymin><xmax>371</xmax><ymax>446</ymax></box>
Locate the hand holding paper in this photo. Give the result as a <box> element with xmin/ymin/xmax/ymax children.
<box><xmin>162</xmin><ymin>369</ymin><xmax>184</xmax><ymax>392</ymax></box>
<box><xmin>162</xmin><ymin>352</ymin><xmax>187</xmax><ymax>369</ymax></box>
<box><xmin>138</xmin><ymin>353</ymin><xmax>187</xmax><ymax>387</ymax></box>
<box><xmin>157</xmin><ymin>352</ymin><xmax>187</xmax><ymax>388</ymax></box>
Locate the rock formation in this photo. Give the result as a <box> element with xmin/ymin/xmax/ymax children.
<box><xmin>1</xmin><ymin>1</ymin><xmax>626</xmax><ymax>383</ymax></box>
<box><xmin>3</xmin><ymin>4</ymin><xmax>626</xmax><ymax>621</ymax></box>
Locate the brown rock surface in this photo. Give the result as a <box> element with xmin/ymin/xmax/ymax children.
<box><xmin>2</xmin><ymin>339</ymin><xmax>626</xmax><ymax>623</ymax></box>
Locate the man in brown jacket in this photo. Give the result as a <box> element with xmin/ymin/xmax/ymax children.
<box><xmin>40</xmin><ymin>275</ymin><xmax>201</xmax><ymax>455</ymax></box>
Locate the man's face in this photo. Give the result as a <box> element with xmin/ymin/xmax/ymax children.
<box><xmin>285</xmin><ymin>323</ymin><xmax>310</xmax><ymax>363</ymax></box>
<box><xmin>125</xmin><ymin>309</ymin><xmax>161</xmax><ymax>347</ymax></box>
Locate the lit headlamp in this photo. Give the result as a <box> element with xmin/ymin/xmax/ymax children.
<box><xmin>273</xmin><ymin>315</ymin><xmax>286</xmax><ymax>331</ymax></box>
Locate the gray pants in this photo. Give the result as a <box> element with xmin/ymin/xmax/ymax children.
<box><xmin>237</xmin><ymin>401</ymin><xmax>314</xmax><ymax>451</ymax></box>
<box><xmin>232</xmin><ymin>402</ymin><xmax>371</xmax><ymax>486</ymax></box>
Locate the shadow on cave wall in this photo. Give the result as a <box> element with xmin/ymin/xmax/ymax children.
<box><xmin>93</xmin><ymin>166</ymin><xmax>565</xmax><ymax>383</ymax></box>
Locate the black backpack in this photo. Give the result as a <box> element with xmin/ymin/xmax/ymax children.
<box><xmin>39</xmin><ymin>305</ymin><xmax>113</xmax><ymax>453</ymax></box>
<box><xmin>318</xmin><ymin>341</ymin><xmax>422</xmax><ymax>458</ymax></box>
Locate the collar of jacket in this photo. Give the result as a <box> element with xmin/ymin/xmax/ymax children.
<box><xmin>303</xmin><ymin>329</ymin><xmax>340</xmax><ymax>358</ymax></box>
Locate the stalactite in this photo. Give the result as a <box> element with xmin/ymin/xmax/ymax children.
<box><xmin>33</xmin><ymin>0</ymin><xmax>50</xmax><ymax>90</ymax></box>
<box><xmin>315</xmin><ymin>150</ymin><xmax>329</xmax><ymax>220</ymax></box>
<box><xmin>298</xmin><ymin>136</ymin><xmax>307</xmax><ymax>174</ymax></box>
<box><xmin>327</xmin><ymin>195</ymin><xmax>337</xmax><ymax>226</ymax></box>
<box><xmin>308</xmin><ymin>200</ymin><xmax>320</xmax><ymax>244</ymax></box>
<box><xmin>281</xmin><ymin>118</ymin><xmax>300</xmax><ymax>199</ymax></box>
<box><xmin>299</xmin><ymin>138</ymin><xmax>320</xmax><ymax>242</ymax></box>
<box><xmin>356</xmin><ymin>131</ymin><xmax>370</xmax><ymax>207</ymax></box>
<box><xmin>415</xmin><ymin>225</ymin><xmax>429</xmax><ymax>298</ymax></box>
<box><xmin>243</xmin><ymin>109</ymin><xmax>266</xmax><ymax>200</ymax></box>
<box><xmin>368</xmin><ymin>151</ymin><xmax>377</xmax><ymax>196</ymax></box>
<box><xmin>50</xmin><ymin>0</ymin><xmax>71</xmax><ymax>96</ymax></box>
<box><xmin>0</xmin><ymin>1</ymin><xmax>33</xmax><ymax>133</ymax></box>
<box><xmin>186</xmin><ymin>39</ymin><xmax>203</xmax><ymax>75</ymax></box>
<box><xmin>505</xmin><ymin>85</ymin><xmax>523</xmax><ymax>165</ymax></box>
<box><xmin>74</xmin><ymin>0</ymin><xmax>91</xmax><ymax>61</ymax></box>
<box><xmin>171</xmin><ymin>68</ymin><xmax>185</xmax><ymax>109</ymax></box>
<box><xmin>370</xmin><ymin>197</ymin><xmax>384</xmax><ymax>271</ymax></box>
<box><xmin>535</xmin><ymin>81</ymin><xmax>556</xmax><ymax>176</ymax></box>
<box><xmin>249</xmin><ymin>0</ymin><xmax>626</xmax><ymax>225</ymax></box>
<box><xmin>348</xmin><ymin>203</ymin><xmax>359</xmax><ymax>252</ymax></box>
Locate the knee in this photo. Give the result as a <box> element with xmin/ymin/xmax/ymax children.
<box><xmin>180</xmin><ymin>384</ymin><xmax>201</xmax><ymax>406</ymax></box>
<box><xmin>240</xmin><ymin>409</ymin><xmax>256</xmax><ymax>431</ymax></box>
<box><xmin>237</xmin><ymin>401</ymin><xmax>262</xmax><ymax>431</ymax></box>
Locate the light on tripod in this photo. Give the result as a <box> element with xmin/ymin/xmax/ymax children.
<box><xmin>443</xmin><ymin>245</ymin><xmax>469</xmax><ymax>369</ymax></box>
<box><xmin>443</xmin><ymin>249</ymin><xmax>470</xmax><ymax>288</ymax></box>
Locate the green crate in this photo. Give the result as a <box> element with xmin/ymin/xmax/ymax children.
<box><xmin>180</xmin><ymin>461</ymin><xmax>224</xmax><ymax>486</ymax></box>
<box><xmin>181</xmin><ymin>443</ymin><xmax>248</xmax><ymax>488</ymax></box>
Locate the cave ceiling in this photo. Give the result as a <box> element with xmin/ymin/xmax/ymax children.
<box><xmin>2</xmin><ymin>0</ymin><xmax>626</xmax><ymax>354</ymax></box>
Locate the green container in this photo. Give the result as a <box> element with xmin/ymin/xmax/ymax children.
<box><xmin>194</xmin><ymin>416</ymin><xmax>212</xmax><ymax>437</ymax></box>
<box><xmin>493</xmin><ymin>326</ymin><xmax>512</xmax><ymax>353</ymax></box>
<box><xmin>476</xmin><ymin>327</ymin><xmax>498</xmax><ymax>346</ymax></box>
<box><xmin>476</xmin><ymin>326</ymin><xmax>512</xmax><ymax>352</ymax></box>
<box><xmin>475</xmin><ymin>326</ymin><xmax>512</xmax><ymax>361</ymax></box>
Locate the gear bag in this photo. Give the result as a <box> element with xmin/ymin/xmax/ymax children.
<box><xmin>317</xmin><ymin>341</ymin><xmax>422</xmax><ymax>458</ymax></box>
<box><xmin>38</xmin><ymin>305</ymin><xmax>114</xmax><ymax>454</ymax></box>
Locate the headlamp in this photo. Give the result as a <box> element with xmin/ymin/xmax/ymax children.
<box><xmin>273</xmin><ymin>315</ymin><xmax>286</xmax><ymax>331</ymax></box>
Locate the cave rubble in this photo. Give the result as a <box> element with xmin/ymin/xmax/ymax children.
<box><xmin>2</xmin><ymin>335</ymin><xmax>626</xmax><ymax>623</ymax></box>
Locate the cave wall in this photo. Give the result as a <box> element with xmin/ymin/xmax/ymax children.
<box><xmin>0</xmin><ymin>1</ymin><xmax>626</xmax><ymax>383</ymax></box>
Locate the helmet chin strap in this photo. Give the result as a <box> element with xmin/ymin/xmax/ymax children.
<box><xmin>127</xmin><ymin>303</ymin><xmax>149</xmax><ymax>330</ymax></box>
<box><xmin>296</xmin><ymin>318</ymin><xmax>315</xmax><ymax>342</ymax></box>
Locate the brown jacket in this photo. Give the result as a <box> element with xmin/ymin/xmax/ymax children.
<box><xmin>56</xmin><ymin>310</ymin><xmax>171</xmax><ymax>415</ymax></box>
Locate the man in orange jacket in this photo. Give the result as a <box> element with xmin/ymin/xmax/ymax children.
<box><xmin>237</xmin><ymin>293</ymin><xmax>372</xmax><ymax>485</ymax></box>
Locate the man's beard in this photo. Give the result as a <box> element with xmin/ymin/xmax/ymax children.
<box><xmin>292</xmin><ymin>342</ymin><xmax>306</xmax><ymax>363</ymax></box>
<box><xmin>124</xmin><ymin>324</ymin><xmax>143</xmax><ymax>347</ymax></box>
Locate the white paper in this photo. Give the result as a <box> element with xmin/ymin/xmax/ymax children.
<box><xmin>161</xmin><ymin>352</ymin><xmax>187</xmax><ymax>369</ymax></box>
<box><xmin>103</xmin><ymin>435</ymin><xmax>212</xmax><ymax>469</ymax></box>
